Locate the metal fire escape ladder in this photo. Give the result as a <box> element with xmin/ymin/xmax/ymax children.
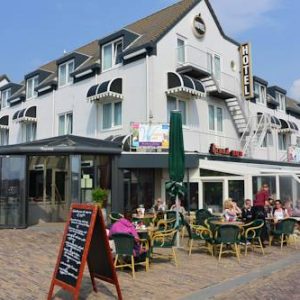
<box><xmin>201</xmin><ymin>74</ymin><xmax>221</xmax><ymax>93</ymax></box>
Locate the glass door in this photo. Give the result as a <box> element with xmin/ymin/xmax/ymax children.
<box><xmin>202</xmin><ymin>181</ymin><xmax>223</xmax><ymax>213</ymax></box>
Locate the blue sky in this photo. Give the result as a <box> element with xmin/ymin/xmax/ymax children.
<box><xmin>1</xmin><ymin>0</ymin><xmax>299</xmax><ymax>99</ymax></box>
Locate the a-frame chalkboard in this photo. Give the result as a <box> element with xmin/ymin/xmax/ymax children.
<box><xmin>48</xmin><ymin>204</ymin><xmax>122</xmax><ymax>300</ymax></box>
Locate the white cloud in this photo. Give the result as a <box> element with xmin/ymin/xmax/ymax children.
<box><xmin>210</xmin><ymin>0</ymin><xmax>282</xmax><ymax>35</ymax></box>
<box><xmin>290</xmin><ymin>79</ymin><xmax>300</xmax><ymax>100</ymax></box>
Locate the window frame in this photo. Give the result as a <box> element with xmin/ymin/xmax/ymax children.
<box><xmin>0</xmin><ymin>129</ymin><xmax>9</xmax><ymax>145</ymax></box>
<box><xmin>58</xmin><ymin>59</ymin><xmax>75</xmax><ymax>87</ymax></box>
<box><xmin>254</xmin><ymin>82</ymin><xmax>266</xmax><ymax>105</ymax></box>
<box><xmin>177</xmin><ymin>37</ymin><xmax>186</xmax><ymax>64</ymax></box>
<box><xmin>278</xmin><ymin>132</ymin><xmax>287</xmax><ymax>151</ymax></box>
<box><xmin>101</xmin><ymin>100</ymin><xmax>123</xmax><ymax>130</ymax></box>
<box><xmin>58</xmin><ymin>111</ymin><xmax>73</xmax><ymax>135</ymax></box>
<box><xmin>26</xmin><ymin>75</ymin><xmax>39</xmax><ymax>100</ymax></box>
<box><xmin>208</xmin><ymin>104</ymin><xmax>223</xmax><ymax>133</ymax></box>
<box><xmin>101</xmin><ymin>39</ymin><xmax>123</xmax><ymax>72</ymax></box>
<box><xmin>167</xmin><ymin>96</ymin><xmax>187</xmax><ymax>126</ymax></box>
<box><xmin>276</xmin><ymin>91</ymin><xmax>286</xmax><ymax>112</ymax></box>
<box><xmin>23</xmin><ymin>122</ymin><xmax>37</xmax><ymax>142</ymax></box>
<box><xmin>1</xmin><ymin>88</ymin><xmax>11</xmax><ymax>109</ymax></box>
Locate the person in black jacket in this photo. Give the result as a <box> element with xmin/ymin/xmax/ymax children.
<box><xmin>242</xmin><ymin>199</ymin><xmax>254</xmax><ymax>223</ymax></box>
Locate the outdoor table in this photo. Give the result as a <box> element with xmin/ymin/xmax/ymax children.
<box><xmin>132</xmin><ymin>213</ymin><xmax>155</xmax><ymax>226</ymax></box>
<box><xmin>210</xmin><ymin>220</ymin><xmax>244</xmax><ymax>227</ymax></box>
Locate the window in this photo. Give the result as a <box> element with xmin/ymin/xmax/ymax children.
<box><xmin>276</xmin><ymin>92</ymin><xmax>286</xmax><ymax>111</ymax></box>
<box><xmin>102</xmin><ymin>40</ymin><xmax>123</xmax><ymax>71</ymax></box>
<box><xmin>1</xmin><ymin>88</ymin><xmax>11</xmax><ymax>109</ymax></box>
<box><xmin>58</xmin><ymin>112</ymin><xmax>73</xmax><ymax>135</ymax></box>
<box><xmin>23</xmin><ymin>123</ymin><xmax>36</xmax><ymax>142</ymax></box>
<box><xmin>207</xmin><ymin>54</ymin><xmax>221</xmax><ymax>81</ymax></box>
<box><xmin>58</xmin><ymin>60</ymin><xmax>74</xmax><ymax>87</ymax></box>
<box><xmin>167</xmin><ymin>96</ymin><xmax>187</xmax><ymax>125</ymax></box>
<box><xmin>254</xmin><ymin>82</ymin><xmax>266</xmax><ymax>105</ymax></box>
<box><xmin>209</xmin><ymin>104</ymin><xmax>223</xmax><ymax>132</ymax></box>
<box><xmin>102</xmin><ymin>101</ymin><xmax>122</xmax><ymax>129</ymax></box>
<box><xmin>26</xmin><ymin>76</ymin><xmax>39</xmax><ymax>99</ymax></box>
<box><xmin>177</xmin><ymin>38</ymin><xmax>185</xmax><ymax>64</ymax></box>
<box><xmin>261</xmin><ymin>132</ymin><xmax>273</xmax><ymax>148</ymax></box>
<box><xmin>0</xmin><ymin>130</ymin><xmax>9</xmax><ymax>145</ymax></box>
<box><xmin>278</xmin><ymin>133</ymin><xmax>287</xmax><ymax>151</ymax></box>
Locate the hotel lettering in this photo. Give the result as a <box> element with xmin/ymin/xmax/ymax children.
<box><xmin>240</xmin><ymin>43</ymin><xmax>254</xmax><ymax>99</ymax></box>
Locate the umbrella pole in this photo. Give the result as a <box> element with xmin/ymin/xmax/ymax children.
<box><xmin>175</xmin><ymin>196</ymin><xmax>181</xmax><ymax>248</ymax></box>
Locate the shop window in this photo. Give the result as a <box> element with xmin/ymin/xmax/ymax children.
<box><xmin>278</xmin><ymin>132</ymin><xmax>288</xmax><ymax>150</ymax></box>
<box><xmin>208</xmin><ymin>104</ymin><xmax>223</xmax><ymax>132</ymax></box>
<box><xmin>203</xmin><ymin>181</ymin><xmax>223</xmax><ymax>213</ymax></box>
<box><xmin>23</xmin><ymin>122</ymin><xmax>36</xmax><ymax>142</ymax></box>
<box><xmin>254</xmin><ymin>82</ymin><xmax>266</xmax><ymax>105</ymax></box>
<box><xmin>229</xmin><ymin>180</ymin><xmax>244</xmax><ymax>209</ymax></box>
<box><xmin>177</xmin><ymin>38</ymin><xmax>185</xmax><ymax>64</ymax></box>
<box><xmin>276</xmin><ymin>91</ymin><xmax>286</xmax><ymax>112</ymax></box>
<box><xmin>58</xmin><ymin>60</ymin><xmax>74</xmax><ymax>87</ymax></box>
<box><xmin>167</xmin><ymin>96</ymin><xmax>187</xmax><ymax>125</ymax></box>
<box><xmin>1</xmin><ymin>88</ymin><xmax>11</xmax><ymax>109</ymax></box>
<box><xmin>0</xmin><ymin>130</ymin><xmax>9</xmax><ymax>145</ymax></box>
<box><xmin>102</xmin><ymin>39</ymin><xmax>123</xmax><ymax>71</ymax></box>
<box><xmin>102</xmin><ymin>101</ymin><xmax>122</xmax><ymax>130</ymax></box>
<box><xmin>26</xmin><ymin>75</ymin><xmax>39</xmax><ymax>99</ymax></box>
<box><xmin>58</xmin><ymin>112</ymin><xmax>73</xmax><ymax>135</ymax></box>
<box><xmin>252</xmin><ymin>176</ymin><xmax>276</xmax><ymax>200</ymax></box>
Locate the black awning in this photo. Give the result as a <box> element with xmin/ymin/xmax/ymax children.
<box><xmin>12</xmin><ymin>108</ymin><xmax>26</xmax><ymax>121</ymax></box>
<box><xmin>291</xmin><ymin>121</ymin><xmax>299</xmax><ymax>131</ymax></box>
<box><xmin>86</xmin><ymin>78</ymin><xmax>123</xmax><ymax>102</ymax></box>
<box><xmin>166</xmin><ymin>72</ymin><xmax>205</xmax><ymax>98</ymax></box>
<box><xmin>287</xmin><ymin>120</ymin><xmax>298</xmax><ymax>132</ymax></box>
<box><xmin>0</xmin><ymin>115</ymin><xmax>9</xmax><ymax>129</ymax></box>
<box><xmin>12</xmin><ymin>107</ymin><xmax>36</xmax><ymax>122</ymax></box>
<box><xmin>0</xmin><ymin>134</ymin><xmax>122</xmax><ymax>155</ymax></box>
<box><xmin>279</xmin><ymin>118</ymin><xmax>298</xmax><ymax>132</ymax></box>
<box><xmin>270</xmin><ymin>116</ymin><xmax>281</xmax><ymax>128</ymax></box>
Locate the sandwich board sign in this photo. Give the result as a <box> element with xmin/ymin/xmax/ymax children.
<box><xmin>48</xmin><ymin>204</ymin><xmax>122</xmax><ymax>300</ymax></box>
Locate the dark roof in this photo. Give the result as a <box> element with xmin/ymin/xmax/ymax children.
<box><xmin>268</xmin><ymin>86</ymin><xmax>287</xmax><ymax>96</ymax></box>
<box><xmin>253</xmin><ymin>75</ymin><xmax>268</xmax><ymax>86</ymax></box>
<box><xmin>0</xmin><ymin>134</ymin><xmax>122</xmax><ymax>155</ymax></box>
<box><xmin>286</xmin><ymin>96</ymin><xmax>300</xmax><ymax>116</ymax></box>
<box><xmin>124</xmin><ymin>0</ymin><xmax>239</xmax><ymax>55</ymax></box>
<box><xmin>0</xmin><ymin>74</ymin><xmax>10</xmax><ymax>83</ymax></box>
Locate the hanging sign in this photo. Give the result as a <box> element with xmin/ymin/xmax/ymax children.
<box><xmin>193</xmin><ymin>14</ymin><xmax>206</xmax><ymax>37</ymax></box>
<box><xmin>240</xmin><ymin>42</ymin><xmax>254</xmax><ymax>100</ymax></box>
<box><xmin>48</xmin><ymin>204</ymin><xmax>122</xmax><ymax>300</ymax></box>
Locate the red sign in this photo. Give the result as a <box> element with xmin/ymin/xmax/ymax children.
<box><xmin>48</xmin><ymin>204</ymin><xmax>122</xmax><ymax>300</ymax></box>
<box><xmin>209</xmin><ymin>143</ymin><xmax>243</xmax><ymax>157</ymax></box>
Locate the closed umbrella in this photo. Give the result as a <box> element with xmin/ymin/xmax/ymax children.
<box><xmin>166</xmin><ymin>110</ymin><xmax>185</xmax><ymax>246</ymax></box>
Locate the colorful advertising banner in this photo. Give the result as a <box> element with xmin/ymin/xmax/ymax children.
<box><xmin>287</xmin><ymin>146</ymin><xmax>300</xmax><ymax>163</ymax></box>
<box><xmin>131</xmin><ymin>122</ymin><xmax>169</xmax><ymax>149</ymax></box>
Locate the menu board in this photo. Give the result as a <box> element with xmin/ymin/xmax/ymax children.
<box><xmin>55</xmin><ymin>208</ymin><xmax>92</xmax><ymax>287</ymax></box>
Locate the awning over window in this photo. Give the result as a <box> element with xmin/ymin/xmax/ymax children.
<box><xmin>86</xmin><ymin>78</ymin><xmax>123</xmax><ymax>102</ymax></box>
<box><xmin>270</xmin><ymin>116</ymin><xmax>281</xmax><ymax>128</ymax></box>
<box><xmin>0</xmin><ymin>115</ymin><xmax>9</xmax><ymax>130</ymax></box>
<box><xmin>166</xmin><ymin>72</ymin><xmax>205</xmax><ymax>98</ymax></box>
<box><xmin>13</xmin><ymin>106</ymin><xmax>37</xmax><ymax>122</ymax></box>
<box><xmin>279</xmin><ymin>118</ymin><xmax>298</xmax><ymax>133</ymax></box>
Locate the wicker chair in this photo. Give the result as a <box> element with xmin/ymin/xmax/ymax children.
<box><xmin>112</xmin><ymin>233</ymin><xmax>149</xmax><ymax>278</ymax></box>
<box><xmin>195</xmin><ymin>209</ymin><xmax>213</xmax><ymax>226</ymax></box>
<box><xmin>269</xmin><ymin>218</ymin><xmax>298</xmax><ymax>250</ymax></box>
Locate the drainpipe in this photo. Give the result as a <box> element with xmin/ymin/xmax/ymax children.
<box><xmin>146</xmin><ymin>54</ymin><xmax>150</xmax><ymax>122</ymax></box>
<box><xmin>52</xmin><ymin>89</ymin><xmax>55</xmax><ymax>136</ymax></box>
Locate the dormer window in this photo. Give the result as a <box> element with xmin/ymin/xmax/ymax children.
<box><xmin>26</xmin><ymin>76</ymin><xmax>38</xmax><ymax>99</ymax></box>
<box><xmin>254</xmin><ymin>82</ymin><xmax>266</xmax><ymax>105</ymax></box>
<box><xmin>58</xmin><ymin>60</ymin><xmax>74</xmax><ymax>87</ymax></box>
<box><xmin>276</xmin><ymin>91</ymin><xmax>285</xmax><ymax>111</ymax></box>
<box><xmin>1</xmin><ymin>88</ymin><xmax>11</xmax><ymax>109</ymax></box>
<box><xmin>102</xmin><ymin>39</ymin><xmax>123</xmax><ymax>71</ymax></box>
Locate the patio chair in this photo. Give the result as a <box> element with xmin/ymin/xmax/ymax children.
<box><xmin>204</xmin><ymin>216</ymin><xmax>222</xmax><ymax>233</ymax></box>
<box><xmin>112</xmin><ymin>233</ymin><xmax>149</xmax><ymax>278</ymax></box>
<box><xmin>269</xmin><ymin>218</ymin><xmax>298</xmax><ymax>251</ymax></box>
<box><xmin>185</xmin><ymin>223</ymin><xmax>214</xmax><ymax>256</ymax></box>
<box><xmin>151</xmin><ymin>228</ymin><xmax>178</xmax><ymax>267</ymax></box>
<box><xmin>214</xmin><ymin>224</ymin><xmax>241</xmax><ymax>263</ymax></box>
<box><xmin>195</xmin><ymin>209</ymin><xmax>213</xmax><ymax>226</ymax></box>
<box><xmin>156</xmin><ymin>218</ymin><xmax>177</xmax><ymax>231</ymax></box>
<box><xmin>109</xmin><ymin>212</ymin><xmax>124</xmax><ymax>224</ymax></box>
<box><xmin>241</xmin><ymin>219</ymin><xmax>264</xmax><ymax>256</ymax></box>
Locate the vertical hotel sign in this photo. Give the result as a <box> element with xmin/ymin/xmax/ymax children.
<box><xmin>240</xmin><ymin>43</ymin><xmax>253</xmax><ymax>99</ymax></box>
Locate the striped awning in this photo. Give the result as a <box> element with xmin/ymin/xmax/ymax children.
<box><xmin>279</xmin><ymin>118</ymin><xmax>298</xmax><ymax>133</ymax></box>
<box><xmin>86</xmin><ymin>78</ymin><xmax>123</xmax><ymax>102</ymax></box>
<box><xmin>0</xmin><ymin>115</ymin><xmax>9</xmax><ymax>130</ymax></box>
<box><xmin>13</xmin><ymin>106</ymin><xmax>36</xmax><ymax>122</ymax></box>
<box><xmin>270</xmin><ymin>116</ymin><xmax>281</xmax><ymax>128</ymax></box>
<box><xmin>166</xmin><ymin>72</ymin><xmax>205</xmax><ymax>98</ymax></box>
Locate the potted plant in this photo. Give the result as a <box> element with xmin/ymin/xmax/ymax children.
<box><xmin>91</xmin><ymin>187</ymin><xmax>108</xmax><ymax>208</ymax></box>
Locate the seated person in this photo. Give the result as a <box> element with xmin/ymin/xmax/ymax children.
<box><xmin>292</xmin><ymin>200</ymin><xmax>300</xmax><ymax>217</ymax></box>
<box><xmin>152</xmin><ymin>197</ymin><xmax>167</xmax><ymax>212</ymax></box>
<box><xmin>264</xmin><ymin>198</ymin><xmax>273</xmax><ymax>217</ymax></box>
<box><xmin>232</xmin><ymin>199</ymin><xmax>242</xmax><ymax>216</ymax></box>
<box><xmin>170</xmin><ymin>199</ymin><xmax>187</xmax><ymax>215</ymax></box>
<box><xmin>241</xmin><ymin>199</ymin><xmax>254</xmax><ymax>223</ymax></box>
<box><xmin>223</xmin><ymin>199</ymin><xmax>237</xmax><ymax>222</ymax></box>
<box><xmin>284</xmin><ymin>200</ymin><xmax>293</xmax><ymax>217</ymax></box>
<box><xmin>109</xmin><ymin>217</ymin><xmax>146</xmax><ymax>259</ymax></box>
<box><xmin>273</xmin><ymin>200</ymin><xmax>289</xmax><ymax>222</ymax></box>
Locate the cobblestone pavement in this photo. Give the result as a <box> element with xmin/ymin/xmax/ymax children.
<box><xmin>0</xmin><ymin>224</ymin><xmax>299</xmax><ymax>300</ymax></box>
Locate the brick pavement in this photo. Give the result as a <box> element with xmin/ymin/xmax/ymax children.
<box><xmin>0</xmin><ymin>224</ymin><xmax>299</xmax><ymax>300</ymax></box>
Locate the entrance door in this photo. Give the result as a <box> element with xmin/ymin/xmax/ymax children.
<box><xmin>202</xmin><ymin>181</ymin><xmax>223</xmax><ymax>213</ymax></box>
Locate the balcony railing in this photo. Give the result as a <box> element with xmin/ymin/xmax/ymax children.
<box><xmin>176</xmin><ymin>45</ymin><xmax>240</xmax><ymax>97</ymax></box>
